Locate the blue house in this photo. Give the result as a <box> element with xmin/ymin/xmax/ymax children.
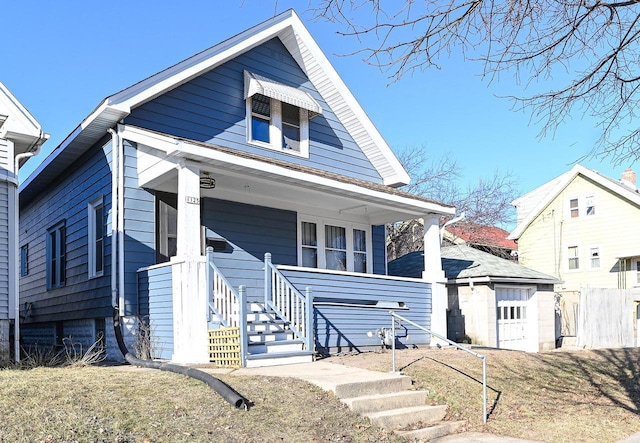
<box><xmin>18</xmin><ymin>10</ymin><xmax>454</xmax><ymax>366</ymax></box>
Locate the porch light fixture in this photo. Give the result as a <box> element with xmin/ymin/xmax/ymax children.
<box><xmin>200</xmin><ymin>173</ymin><xmax>216</xmax><ymax>189</ymax></box>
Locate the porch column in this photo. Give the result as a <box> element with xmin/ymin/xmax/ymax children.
<box><xmin>422</xmin><ymin>215</ymin><xmax>448</xmax><ymax>346</ymax></box>
<box><xmin>171</xmin><ymin>161</ymin><xmax>208</xmax><ymax>364</ymax></box>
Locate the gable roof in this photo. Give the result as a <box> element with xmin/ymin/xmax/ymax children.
<box><xmin>388</xmin><ymin>245</ymin><xmax>560</xmax><ymax>284</ymax></box>
<box><xmin>509</xmin><ymin>164</ymin><xmax>640</xmax><ymax>240</ymax></box>
<box><xmin>444</xmin><ymin>222</ymin><xmax>517</xmax><ymax>250</ymax></box>
<box><xmin>21</xmin><ymin>9</ymin><xmax>410</xmax><ymax>197</ymax></box>
<box><xmin>0</xmin><ymin>82</ymin><xmax>49</xmax><ymax>155</ymax></box>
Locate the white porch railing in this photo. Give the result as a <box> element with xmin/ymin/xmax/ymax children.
<box><xmin>264</xmin><ymin>253</ymin><xmax>314</xmax><ymax>352</ymax></box>
<box><xmin>206</xmin><ymin>247</ymin><xmax>247</xmax><ymax>366</ymax></box>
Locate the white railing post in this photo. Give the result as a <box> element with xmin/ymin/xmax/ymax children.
<box><xmin>264</xmin><ymin>253</ymin><xmax>272</xmax><ymax>310</ymax></box>
<box><xmin>391</xmin><ymin>312</ymin><xmax>396</xmax><ymax>373</ymax></box>
<box><xmin>305</xmin><ymin>287</ymin><xmax>313</xmax><ymax>352</ymax></box>
<box><xmin>238</xmin><ymin>285</ymin><xmax>247</xmax><ymax>368</ymax></box>
<box><xmin>206</xmin><ymin>246</ymin><xmax>214</xmax><ymax>322</ymax></box>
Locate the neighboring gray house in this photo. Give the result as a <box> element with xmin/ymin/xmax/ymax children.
<box><xmin>389</xmin><ymin>245</ymin><xmax>560</xmax><ymax>352</ymax></box>
<box><xmin>18</xmin><ymin>10</ymin><xmax>455</xmax><ymax>366</ymax></box>
<box><xmin>0</xmin><ymin>82</ymin><xmax>48</xmax><ymax>362</ymax></box>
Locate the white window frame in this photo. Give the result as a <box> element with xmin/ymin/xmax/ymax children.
<box><xmin>297</xmin><ymin>215</ymin><xmax>372</xmax><ymax>274</ymax></box>
<box><xmin>246</xmin><ymin>95</ymin><xmax>310</xmax><ymax>158</ymax></box>
<box><xmin>567</xmin><ymin>194</ymin><xmax>597</xmax><ymax>219</ymax></box>
<box><xmin>88</xmin><ymin>197</ymin><xmax>104</xmax><ymax>278</ymax></box>
<box><xmin>567</xmin><ymin>245</ymin><xmax>580</xmax><ymax>271</ymax></box>
<box><xmin>588</xmin><ymin>245</ymin><xmax>601</xmax><ymax>270</ymax></box>
<box><xmin>635</xmin><ymin>260</ymin><xmax>640</xmax><ymax>286</ymax></box>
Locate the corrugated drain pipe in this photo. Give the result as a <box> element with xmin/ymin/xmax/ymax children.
<box><xmin>112</xmin><ymin>310</ymin><xmax>248</xmax><ymax>410</ymax></box>
<box><xmin>106</xmin><ymin>128</ymin><xmax>248</xmax><ymax>410</ymax></box>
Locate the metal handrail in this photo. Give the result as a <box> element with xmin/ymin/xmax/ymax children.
<box><xmin>389</xmin><ymin>311</ymin><xmax>487</xmax><ymax>423</ymax></box>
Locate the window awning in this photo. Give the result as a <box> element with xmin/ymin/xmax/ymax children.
<box><xmin>244</xmin><ymin>70</ymin><xmax>322</xmax><ymax>118</ymax></box>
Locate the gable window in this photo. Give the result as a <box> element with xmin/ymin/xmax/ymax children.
<box><xmin>244</xmin><ymin>70</ymin><xmax>321</xmax><ymax>158</ymax></box>
<box><xmin>586</xmin><ymin>195</ymin><xmax>596</xmax><ymax>216</ymax></box>
<box><xmin>298</xmin><ymin>217</ymin><xmax>371</xmax><ymax>273</ymax></box>
<box><xmin>20</xmin><ymin>244</ymin><xmax>28</xmax><ymax>277</ymax></box>
<box><xmin>569</xmin><ymin>198</ymin><xmax>579</xmax><ymax>218</ymax></box>
<box><xmin>47</xmin><ymin>221</ymin><xmax>66</xmax><ymax>289</ymax></box>
<box><xmin>589</xmin><ymin>247</ymin><xmax>600</xmax><ymax>269</ymax></box>
<box><xmin>88</xmin><ymin>198</ymin><xmax>104</xmax><ymax>278</ymax></box>
<box><xmin>568</xmin><ymin>246</ymin><xmax>579</xmax><ymax>270</ymax></box>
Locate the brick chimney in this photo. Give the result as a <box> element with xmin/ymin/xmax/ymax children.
<box><xmin>622</xmin><ymin>168</ymin><xmax>636</xmax><ymax>188</ymax></box>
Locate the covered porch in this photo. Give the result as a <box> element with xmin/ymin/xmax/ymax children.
<box><xmin>123</xmin><ymin>125</ymin><xmax>455</xmax><ymax>365</ymax></box>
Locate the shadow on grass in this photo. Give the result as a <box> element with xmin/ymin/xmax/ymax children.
<box><xmin>399</xmin><ymin>353</ymin><xmax>502</xmax><ymax>421</ymax></box>
<box><xmin>528</xmin><ymin>347</ymin><xmax>640</xmax><ymax>415</ymax></box>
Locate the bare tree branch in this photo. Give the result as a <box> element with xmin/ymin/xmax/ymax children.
<box><xmin>312</xmin><ymin>0</ymin><xmax>640</xmax><ymax>164</ymax></box>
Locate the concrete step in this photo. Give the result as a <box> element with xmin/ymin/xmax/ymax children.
<box><xmin>244</xmin><ymin>350</ymin><xmax>314</xmax><ymax>368</ymax></box>
<box><xmin>365</xmin><ymin>404</ymin><xmax>447</xmax><ymax>430</ymax></box>
<box><xmin>395</xmin><ymin>420</ymin><xmax>466</xmax><ymax>441</ymax></box>
<box><xmin>248</xmin><ymin>330</ymin><xmax>295</xmax><ymax>343</ymax></box>
<box><xmin>331</xmin><ymin>375</ymin><xmax>412</xmax><ymax>399</ymax></box>
<box><xmin>248</xmin><ymin>339</ymin><xmax>304</xmax><ymax>354</ymax></box>
<box><xmin>342</xmin><ymin>390</ymin><xmax>429</xmax><ymax>413</ymax></box>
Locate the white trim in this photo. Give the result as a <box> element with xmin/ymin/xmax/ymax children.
<box><xmin>119</xmin><ymin>125</ymin><xmax>454</xmax><ymax>218</ymax></box>
<box><xmin>277</xmin><ymin>264</ymin><xmax>425</xmax><ymax>283</ymax></box>
<box><xmin>88</xmin><ymin>197</ymin><xmax>105</xmax><ymax>279</ymax></box>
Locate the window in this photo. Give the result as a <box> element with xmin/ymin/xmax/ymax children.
<box><xmin>20</xmin><ymin>244</ymin><xmax>28</xmax><ymax>277</ymax></box>
<box><xmin>156</xmin><ymin>192</ymin><xmax>177</xmax><ymax>263</ymax></box>
<box><xmin>636</xmin><ymin>261</ymin><xmax>640</xmax><ymax>285</ymax></box>
<box><xmin>568</xmin><ymin>246</ymin><xmax>579</xmax><ymax>270</ymax></box>
<box><xmin>589</xmin><ymin>247</ymin><xmax>600</xmax><ymax>269</ymax></box>
<box><xmin>47</xmin><ymin>221</ymin><xmax>66</xmax><ymax>289</ymax></box>
<box><xmin>569</xmin><ymin>198</ymin><xmax>579</xmax><ymax>218</ymax></box>
<box><xmin>325</xmin><ymin>225</ymin><xmax>347</xmax><ymax>271</ymax></box>
<box><xmin>586</xmin><ymin>195</ymin><xmax>596</xmax><ymax>216</ymax></box>
<box><xmin>88</xmin><ymin>198</ymin><xmax>104</xmax><ymax>278</ymax></box>
<box><xmin>301</xmin><ymin>222</ymin><xmax>318</xmax><ymax>268</ymax></box>
<box><xmin>244</xmin><ymin>71</ymin><xmax>321</xmax><ymax>158</ymax></box>
<box><xmin>568</xmin><ymin>195</ymin><xmax>596</xmax><ymax>219</ymax></box>
<box><xmin>298</xmin><ymin>218</ymin><xmax>371</xmax><ymax>273</ymax></box>
<box><xmin>353</xmin><ymin>229</ymin><xmax>367</xmax><ymax>273</ymax></box>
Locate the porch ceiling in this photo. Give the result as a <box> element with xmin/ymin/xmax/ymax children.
<box><xmin>125</xmin><ymin>125</ymin><xmax>455</xmax><ymax>225</ymax></box>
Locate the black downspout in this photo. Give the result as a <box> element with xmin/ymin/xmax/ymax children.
<box><xmin>113</xmin><ymin>310</ymin><xmax>249</xmax><ymax>410</ymax></box>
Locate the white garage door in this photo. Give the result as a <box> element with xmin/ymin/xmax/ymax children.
<box><xmin>496</xmin><ymin>287</ymin><xmax>534</xmax><ymax>352</ymax></box>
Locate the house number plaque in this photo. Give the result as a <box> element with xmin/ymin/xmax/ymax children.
<box><xmin>185</xmin><ymin>196</ymin><xmax>200</xmax><ymax>205</ymax></box>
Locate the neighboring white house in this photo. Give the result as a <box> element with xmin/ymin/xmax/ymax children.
<box><xmin>0</xmin><ymin>82</ymin><xmax>48</xmax><ymax>362</ymax></box>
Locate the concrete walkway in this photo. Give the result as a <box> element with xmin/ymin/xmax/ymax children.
<box><xmin>210</xmin><ymin>361</ymin><xmax>542</xmax><ymax>442</ymax></box>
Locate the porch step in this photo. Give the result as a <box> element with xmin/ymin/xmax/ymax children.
<box><xmin>244</xmin><ymin>350</ymin><xmax>314</xmax><ymax>368</ymax></box>
<box><xmin>341</xmin><ymin>390</ymin><xmax>429</xmax><ymax>413</ymax></box>
<box><xmin>247</xmin><ymin>339</ymin><xmax>305</xmax><ymax>354</ymax></box>
<box><xmin>248</xmin><ymin>330</ymin><xmax>295</xmax><ymax>343</ymax></box>
<box><xmin>365</xmin><ymin>404</ymin><xmax>447</xmax><ymax>430</ymax></box>
<box><xmin>247</xmin><ymin>319</ymin><xmax>287</xmax><ymax>333</ymax></box>
<box><xmin>394</xmin><ymin>420</ymin><xmax>466</xmax><ymax>441</ymax></box>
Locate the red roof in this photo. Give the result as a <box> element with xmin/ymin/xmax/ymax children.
<box><xmin>445</xmin><ymin>222</ymin><xmax>517</xmax><ymax>250</ymax></box>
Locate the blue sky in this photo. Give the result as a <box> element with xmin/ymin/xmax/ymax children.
<box><xmin>4</xmin><ymin>1</ymin><xmax>633</xmax><ymax>204</ymax></box>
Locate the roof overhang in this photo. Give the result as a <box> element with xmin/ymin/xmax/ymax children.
<box><xmin>21</xmin><ymin>10</ymin><xmax>412</xmax><ymax>204</ymax></box>
<box><xmin>0</xmin><ymin>82</ymin><xmax>49</xmax><ymax>156</ymax></box>
<box><xmin>123</xmin><ymin>125</ymin><xmax>454</xmax><ymax>225</ymax></box>
<box><xmin>448</xmin><ymin>276</ymin><xmax>562</xmax><ymax>285</ymax></box>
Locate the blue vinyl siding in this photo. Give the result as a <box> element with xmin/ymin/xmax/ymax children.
<box><xmin>281</xmin><ymin>269</ymin><xmax>432</xmax><ymax>354</ymax></box>
<box><xmin>125</xmin><ymin>38</ymin><xmax>383</xmax><ymax>184</ymax></box>
<box><xmin>202</xmin><ymin>197</ymin><xmax>297</xmax><ymax>303</ymax></box>
<box><xmin>137</xmin><ymin>264</ymin><xmax>173</xmax><ymax>360</ymax></box>
<box><xmin>19</xmin><ymin>139</ymin><xmax>114</xmax><ymax>323</ymax></box>
<box><xmin>122</xmin><ymin>140</ymin><xmax>156</xmax><ymax>315</ymax></box>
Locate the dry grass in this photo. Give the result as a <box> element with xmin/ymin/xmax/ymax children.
<box><xmin>0</xmin><ymin>365</ymin><xmax>402</xmax><ymax>443</ymax></box>
<box><xmin>325</xmin><ymin>347</ymin><xmax>640</xmax><ymax>443</ymax></box>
